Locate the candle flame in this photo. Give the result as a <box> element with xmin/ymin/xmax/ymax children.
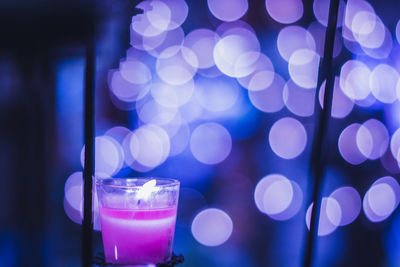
<box><xmin>137</xmin><ymin>179</ymin><xmax>158</xmax><ymax>201</ymax></box>
<box><xmin>143</xmin><ymin>179</ymin><xmax>157</xmax><ymax>190</ymax></box>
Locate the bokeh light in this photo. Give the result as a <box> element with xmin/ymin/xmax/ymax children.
<box><xmin>254</xmin><ymin>174</ymin><xmax>302</xmax><ymax>220</ymax></box>
<box><xmin>128</xmin><ymin>124</ymin><xmax>170</xmax><ymax>169</ymax></box>
<box><xmin>339</xmin><ymin>60</ymin><xmax>371</xmax><ymax>101</ymax></box>
<box><xmin>150</xmin><ymin>80</ymin><xmax>194</xmax><ymax>108</ymax></box>
<box><xmin>137</xmin><ymin>99</ymin><xmax>179</xmax><ymax>125</ymax></box>
<box><xmin>64</xmin><ymin>172</ymin><xmax>101</xmax><ymax>230</ymax></box>
<box><xmin>108</xmin><ymin>69</ymin><xmax>151</xmax><ymax>106</ymax></box>
<box><xmin>237</xmin><ymin>53</ymin><xmax>275</xmax><ymax>92</ymax></box>
<box><xmin>214</xmin><ymin>28</ymin><xmax>260</xmax><ymax>78</ymax></box>
<box><xmin>146</xmin><ymin>27</ymin><xmax>185</xmax><ymax>57</ymax></box>
<box><xmin>269</xmin><ymin>180</ymin><xmax>303</xmax><ymax>221</ymax></box>
<box><xmin>80</xmin><ymin>136</ymin><xmax>124</xmax><ymax>177</ymax></box>
<box><xmin>265</xmin><ymin>0</ymin><xmax>303</xmax><ymax>24</ymax></box>
<box><xmin>207</xmin><ymin>0</ymin><xmax>248</xmax><ymax>22</ymax></box>
<box><xmin>330</xmin><ymin>186</ymin><xmax>361</xmax><ymax>226</ymax></box>
<box><xmin>119</xmin><ymin>60</ymin><xmax>152</xmax><ymax>85</ymax></box>
<box><xmin>64</xmin><ymin>172</ymin><xmax>83</xmax><ymax>212</ymax></box>
<box><xmin>343</xmin><ymin>0</ymin><xmax>374</xmax><ymax>41</ymax></box>
<box><xmin>263</xmin><ymin>176</ymin><xmax>293</xmax><ymax>215</ymax></box>
<box><xmin>269</xmin><ymin>117</ymin><xmax>307</xmax><ymax>159</ymax></box>
<box><xmin>130</xmin><ymin>27</ymin><xmax>168</xmax><ymax>52</ymax></box>
<box><xmin>369</xmin><ymin>64</ymin><xmax>398</xmax><ymax>104</ymax></box>
<box><xmin>363</xmin><ymin>176</ymin><xmax>400</xmax><ymax>222</ymax></box>
<box><xmin>283</xmin><ymin>79</ymin><xmax>315</xmax><ymax>117</ymax></box>
<box><xmin>288</xmin><ymin>49</ymin><xmax>320</xmax><ymax>89</ymax></box>
<box><xmin>313</xmin><ymin>0</ymin><xmax>345</xmax><ymax>27</ymax></box>
<box><xmin>50</xmin><ymin>0</ymin><xmax>400</xmax><ymax>264</ymax></box>
<box><xmin>356</xmin><ymin>119</ymin><xmax>389</xmax><ymax>160</ymax></box>
<box><xmin>306</xmin><ymin>197</ymin><xmax>342</xmax><ymax>236</ymax></box>
<box><xmin>354</xmin><ymin>124</ymin><xmax>373</xmax><ymax>162</ymax></box>
<box><xmin>144</xmin><ymin>0</ymin><xmax>171</xmax><ymax>32</ymax></box>
<box><xmin>351</xmin><ymin>11</ymin><xmax>385</xmax><ymax>49</ymax></box>
<box><xmin>277</xmin><ymin>26</ymin><xmax>316</xmax><ymax>62</ymax></box>
<box><xmin>362</xmin><ymin>26</ymin><xmax>392</xmax><ymax>59</ymax></box>
<box><xmin>132</xmin><ymin>1</ymin><xmax>166</xmax><ymax>37</ymax></box>
<box><xmin>308</xmin><ymin>22</ymin><xmax>343</xmax><ymax>58</ymax></box>
<box><xmin>191</xmin><ymin>208</ymin><xmax>233</xmax><ymax>246</ymax></box>
<box><xmin>248</xmin><ymin>73</ymin><xmax>285</xmax><ymax>113</ymax></box>
<box><xmin>338</xmin><ymin>123</ymin><xmax>368</xmax><ymax>165</ymax></box>
<box><xmin>390</xmin><ymin>128</ymin><xmax>400</xmax><ymax>163</ymax></box>
<box><xmin>396</xmin><ymin>19</ymin><xmax>400</xmax><ymax>44</ymax></box>
<box><xmin>168</xmin><ymin>120</ymin><xmax>191</xmax><ymax>156</ymax></box>
<box><xmin>319</xmin><ymin>77</ymin><xmax>354</xmax><ymax>119</ymax></box>
<box><xmin>190</xmin><ymin>122</ymin><xmax>232</xmax><ymax>165</ymax></box>
<box><xmin>156</xmin><ymin>46</ymin><xmax>198</xmax><ymax>85</ymax></box>
<box><xmin>183</xmin><ymin>29</ymin><xmax>220</xmax><ymax>69</ymax></box>
<box><xmin>161</xmin><ymin>0</ymin><xmax>189</xmax><ymax>30</ymax></box>
<box><xmin>133</xmin><ymin>0</ymin><xmax>188</xmax><ymax>34</ymax></box>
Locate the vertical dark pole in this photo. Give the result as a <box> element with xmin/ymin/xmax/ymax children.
<box><xmin>303</xmin><ymin>0</ymin><xmax>340</xmax><ymax>266</ymax></box>
<box><xmin>82</xmin><ymin>39</ymin><xmax>96</xmax><ymax>267</ymax></box>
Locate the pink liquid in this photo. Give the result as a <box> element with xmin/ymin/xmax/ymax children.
<box><xmin>100</xmin><ymin>206</ymin><xmax>177</xmax><ymax>265</ymax></box>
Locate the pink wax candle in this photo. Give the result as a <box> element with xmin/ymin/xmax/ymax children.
<box><xmin>96</xmin><ymin>178</ymin><xmax>180</xmax><ymax>266</ymax></box>
<box><xmin>100</xmin><ymin>207</ymin><xmax>177</xmax><ymax>265</ymax></box>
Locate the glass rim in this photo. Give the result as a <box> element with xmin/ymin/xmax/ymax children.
<box><xmin>95</xmin><ymin>177</ymin><xmax>180</xmax><ymax>189</ymax></box>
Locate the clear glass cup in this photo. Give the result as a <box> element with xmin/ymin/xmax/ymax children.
<box><xmin>96</xmin><ymin>178</ymin><xmax>180</xmax><ymax>266</ymax></box>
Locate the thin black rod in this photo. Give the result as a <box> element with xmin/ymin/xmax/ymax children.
<box><xmin>82</xmin><ymin>40</ymin><xmax>96</xmax><ymax>267</ymax></box>
<box><xmin>303</xmin><ymin>0</ymin><xmax>340</xmax><ymax>266</ymax></box>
